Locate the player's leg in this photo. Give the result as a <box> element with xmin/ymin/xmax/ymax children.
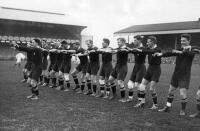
<box><xmin>190</xmin><ymin>88</ymin><xmax>200</xmax><ymax>118</ymax></box>
<box><xmin>71</xmin><ymin>68</ymin><xmax>80</xmax><ymax>91</ymax></box>
<box><xmin>149</xmin><ymin>81</ymin><xmax>158</xmax><ymax>110</ymax></box>
<box><xmin>56</xmin><ymin>70</ymin><xmax>64</xmax><ymax>90</ymax></box>
<box><xmin>134</xmin><ymin>78</ymin><xmax>149</xmax><ymax>108</ymax></box>
<box><xmin>84</xmin><ymin>72</ymin><xmax>92</xmax><ymax>95</ymax></box>
<box><xmin>91</xmin><ymin>75</ymin><xmax>98</xmax><ymax>96</ymax></box>
<box><xmin>49</xmin><ymin>69</ymin><xmax>57</xmax><ymax>88</ymax></box>
<box><xmin>106</xmin><ymin>66</ymin><xmax>117</xmax><ymax>100</ymax></box>
<box><xmin>97</xmin><ymin>76</ymin><xmax>105</xmax><ymax>97</ymax></box>
<box><xmin>105</xmin><ymin>75</ymin><xmax>116</xmax><ymax>99</ymax></box>
<box><xmin>27</xmin><ymin>67</ymin><xmax>42</xmax><ymax>100</ymax></box>
<box><xmin>63</xmin><ymin>73</ymin><xmax>70</xmax><ymax>92</ymax></box>
<box><xmin>21</xmin><ymin>68</ymin><xmax>28</xmax><ymax>83</ymax></box>
<box><xmin>179</xmin><ymin>88</ymin><xmax>188</xmax><ymax>115</ymax></box>
<box><xmin>117</xmin><ymin>64</ymin><xmax>128</xmax><ymax>102</ymax></box>
<box><xmin>38</xmin><ymin>70</ymin><xmax>44</xmax><ymax>85</ymax></box>
<box><xmin>77</xmin><ymin>73</ymin><xmax>86</xmax><ymax>94</ymax></box>
<box><xmin>127</xmin><ymin>80</ymin><xmax>135</xmax><ymax>102</ymax></box>
<box><xmin>158</xmin><ymin>84</ymin><xmax>177</xmax><ymax>112</ymax></box>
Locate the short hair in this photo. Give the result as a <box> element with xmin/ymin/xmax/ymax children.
<box><xmin>117</xmin><ymin>38</ymin><xmax>126</xmax><ymax>43</ymax></box>
<box><xmin>103</xmin><ymin>38</ymin><xmax>110</xmax><ymax>45</ymax></box>
<box><xmin>75</xmin><ymin>41</ymin><xmax>80</xmax><ymax>45</ymax></box>
<box><xmin>134</xmin><ymin>35</ymin><xmax>143</xmax><ymax>41</ymax></box>
<box><xmin>147</xmin><ymin>36</ymin><xmax>157</xmax><ymax>44</ymax></box>
<box><xmin>33</xmin><ymin>38</ymin><xmax>42</xmax><ymax>46</ymax></box>
<box><xmin>61</xmin><ymin>40</ymin><xmax>67</xmax><ymax>45</ymax></box>
<box><xmin>181</xmin><ymin>33</ymin><xmax>191</xmax><ymax>41</ymax></box>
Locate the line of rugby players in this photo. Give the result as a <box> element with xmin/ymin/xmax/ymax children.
<box><xmin>11</xmin><ymin>33</ymin><xmax>200</xmax><ymax>118</ymax></box>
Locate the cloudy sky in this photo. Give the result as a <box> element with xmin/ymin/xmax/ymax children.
<box><xmin>0</xmin><ymin>0</ymin><xmax>200</xmax><ymax>47</ymax></box>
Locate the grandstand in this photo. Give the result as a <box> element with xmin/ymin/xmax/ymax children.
<box><xmin>114</xmin><ymin>20</ymin><xmax>200</xmax><ymax>64</ymax></box>
<box><xmin>0</xmin><ymin>6</ymin><xmax>86</xmax><ymax>59</ymax></box>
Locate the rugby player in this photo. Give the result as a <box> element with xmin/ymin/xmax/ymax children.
<box><xmin>126</xmin><ymin>35</ymin><xmax>146</xmax><ymax>102</ymax></box>
<box><xmin>134</xmin><ymin>36</ymin><xmax>162</xmax><ymax>109</ymax></box>
<box><xmin>158</xmin><ymin>34</ymin><xmax>197</xmax><ymax>116</ymax></box>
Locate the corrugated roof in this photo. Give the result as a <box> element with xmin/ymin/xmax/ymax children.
<box><xmin>0</xmin><ymin>6</ymin><xmax>86</xmax><ymax>27</ymax></box>
<box><xmin>114</xmin><ymin>21</ymin><xmax>200</xmax><ymax>34</ymax></box>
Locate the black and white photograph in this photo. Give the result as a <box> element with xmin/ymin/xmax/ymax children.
<box><xmin>0</xmin><ymin>0</ymin><xmax>200</xmax><ymax>130</ymax></box>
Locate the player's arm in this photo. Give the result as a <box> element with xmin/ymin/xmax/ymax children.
<box><xmin>154</xmin><ymin>49</ymin><xmax>182</xmax><ymax>57</ymax></box>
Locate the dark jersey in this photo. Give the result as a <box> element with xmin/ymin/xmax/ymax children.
<box><xmin>56</xmin><ymin>52</ymin><xmax>63</xmax><ymax>64</ymax></box>
<box><xmin>42</xmin><ymin>50</ymin><xmax>48</xmax><ymax>58</ymax></box>
<box><xmin>17</xmin><ymin>46</ymin><xmax>43</xmax><ymax>66</ymax></box>
<box><xmin>88</xmin><ymin>46</ymin><xmax>99</xmax><ymax>63</ymax></box>
<box><xmin>143</xmin><ymin>47</ymin><xmax>162</xmax><ymax>65</ymax></box>
<box><xmin>132</xmin><ymin>47</ymin><xmax>146</xmax><ymax>64</ymax></box>
<box><xmin>62</xmin><ymin>47</ymin><xmax>74</xmax><ymax>63</ymax></box>
<box><xmin>26</xmin><ymin>51</ymin><xmax>33</xmax><ymax>63</ymax></box>
<box><xmin>163</xmin><ymin>48</ymin><xmax>195</xmax><ymax>76</ymax></box>
<box><xmin>49</xmin><ymin>52</ymin><xmax>58</xmax><ymax>64</ymax></box>
<box><xmin>76</xmin><ymin>47</ymin><xmax>88</xmax><ymax>64</ymax></box>
<box><xmin>17</xmin><ymin>45</ymin><xmax>33</xmax><ymax>63</ymax></box>
<box><xmin>101</xmin><ymin>47</ymin><xmax>113</xmax><ymax>63</ymax></box>
<box><xmin>116</xmin><ymin>47</ymin><xmax>129</xmax><ymax>65</ymax></box>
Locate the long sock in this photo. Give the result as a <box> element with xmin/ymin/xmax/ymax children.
<box><xmin>23</xmin><ymin>72</ymin><xmax>28</xmax><ymax>80</ymax></box>
<box><xmin>100</xmin><ymin>84</ymin><xmax>105</xmax><ymax>93</ymax></box>
<box><xmin>137</xmin><ymin>90</ymin><xmax>141</xmax><ymax>101</ymax></box>
<box><xmin>111</xmin><ymin>84</ymin><xmax>116</xmax><ymax>95</ymax></box>
<box><xmin>166</xmin><ymin>94</ymin><xmax>174</xmax><ymax>107</ymax></box>
<box><xmin>52</xmin><ymin>78</ymin><xmax>57</xmax><ymax>86</ymax></box>
<box><xmin>81</xmin><ymin>82</ymin><xmax>85</xmax><ymax>91</ymax></box>
<box><xmin>73</xmin><ymin>76</ymin><xmax>79</xmax><ymax>86</ymax></box>
<box><xmin>197</xmin><ymin>99</ymin><xmax>200</xmax><ymax>112</ymax></box>
<box><xmin>35</xmin><ymin>89</ymin><xmax>39</xmax><ymax>96</ymax></box>
<box><xmin>140</xmin><ymin>91</ymin><xmax>146</xmax><ymax>103</ymax></box>
<box><xmin>46</xmin><ymin>77</ymin><xmax>50</xmax><ymax>84</ymax></box>
<box><xmin>87</xmin><ymin>80</ymin><xmax>91</xmax><ymax>90</ymax></box>
<box><xmin>31</xmin><ymin>86</ymin><xmax>39</xmax><ymax>96</ymax></box>
<box><xmin>58</xmin><ymin>79</ymin><xmax>64</xmax><ymax>86</ymax></box>
<box><xmin>44</xmin><ymin>76</ymin><xmax>48</xmax><ymax>83</ymax></box>
<box><xmin>66</xmin><ymin>81</ymin><xmax>70</xmax><ymax>88</ymax></box>
<box><xmin>128</xmin><ymin>89</ymin><xmax>134</xmax><ymax>99</ymax></box>
<box><xmin>120</xmin><ymin>88</ymin><xmax>125</xmax><ymax>98</ymax></box>
<box><xmin>93</xmin><ymin>84</ymin><xmax>97</xmax><ymax>93</ymax></box>
<box><xmin>106</xmin><ymin>86</ymin><xmax>110</xmax><ymax>95</ymax></box>
<box><xmin>181</xmin><ymin>98</ymin><xmax>187</xmax><ymax>111</ymax></box>
<box><xmin>152</xmin><ymin>93</ymin><xmax>157</xmax><ymax>105</ymax></box>
<box><xmin>39</xmin><ymin>76</ymin><xmax>43</xmax><ymax>83</ymax></box>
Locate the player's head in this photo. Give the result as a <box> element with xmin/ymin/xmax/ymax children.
<box><xmin>117</xmin><ymin>38</ymin><xmax>126</xmax><ymax>48</ymax></box>
<box><xmin>134</xmin><ymin>35</ymin><xmax>143</xmax><ymax>47</ymax></box>
<box><xmin>74</xmin><ymin>41</ymin><xmax>80</xmax><ymax>49</ymax></box>
<box><xmin>86</xmin><ymin>39</ymin><xmax>93</xmax><ymax>48</ymax></box>
<box><xmin>102</xmin><ymin>38</ymin><xmax>110</xmax><ymax>48</ymax></box>
<box><xmin>181</xmin><ymin>33</ymin><xmax>191</xmax><ymax>47</ymax></box>
<box><xmin>147</xmin><ymin>36</ymin><xmax>157</xmax><ymax>48</ymax></box>
<box><xmin>32</xmin><ymin>38</ymin><xmax>41</xmax><ymax>47</ymax></box>
<box><xmin>54</xmin><ymin>41</ymin><xmax>61</xmax><ymax>49</ymax></box>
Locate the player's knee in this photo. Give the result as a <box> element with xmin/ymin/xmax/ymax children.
<box><xmin>127</xmin><ymin>80</ymin><xmax>134</xmax><ymax>90</ymax></box>
<box><xmin>117</xmin><ymin>80</ymin><xmax>124</xmax><ymax>87</ymax></box>
<box><xmin>99</xmin><ymin>79</ymin><xmax>105</xmax><ymax>85</ymax></box>
<box><xmin>139</xmin><ymin>83</ymin><xmax>146</xmax><ymax>92</ymax></box>
<box><xmin>180</xmin><ymin>89</ymin><xmax>187</xmax><ymax>99</ymax></box>
<box><xmin>31</xmin><ymin>80</ymin><xmax>37</xmax><ymax>87</ymax></box>
<box><xmin>134</xmin><ymin>82</ymin><xmax>140</xmax><ymax>89</ymax></box>
<box><xmin>64</xmin><ymin>73</ymin><xmax>69</xmax><ymax>81</ymax></box>
<box><xmin>58</xmin><ymin>71</ymin><xmax>63</xmax><ymax>78</ymax></box>
<box><xmin>196</xmin><ymin>89</ymin><xmax>200</xmax><ymax>99</ymax></box>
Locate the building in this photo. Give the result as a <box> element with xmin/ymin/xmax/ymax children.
<box><xmin>114</xmin><ymin>20</ymin><xmax>200</xmax><ymax>49</ymax></box>
<box><xmin>0</xmin><ymin>6</ymin><xmax>87</xmax><ymax>58</ymax></box>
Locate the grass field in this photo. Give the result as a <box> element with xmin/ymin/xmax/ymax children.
<box><xmin>0</xmin><ymin>61</ymin><xmax>200</xmax><ymax>131</ymax></box>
